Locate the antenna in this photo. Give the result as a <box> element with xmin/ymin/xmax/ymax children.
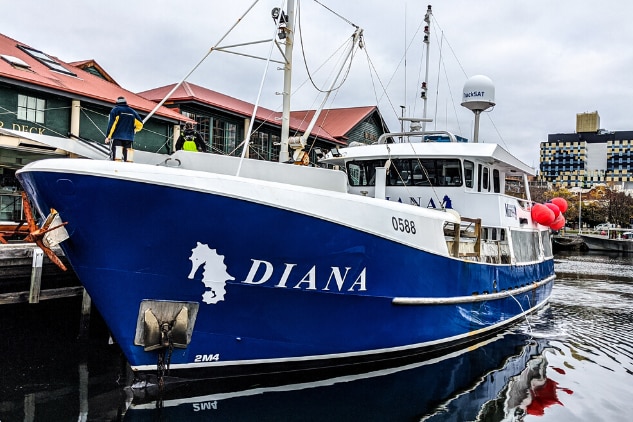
<box><xmin>461</xmin><ymin>75</ymin><xmax>495</xmax><ymax>143</ymax></box>
<box><xmin>421</xmin><ymin>5</ymin><xmax>432</xmax><ymax>132</ymax></box>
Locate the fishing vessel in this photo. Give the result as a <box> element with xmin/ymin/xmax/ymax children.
<box><xmin>16</xmin><ymin>2</ymin><xmax>555</xmax><ymax>382</ymax></box>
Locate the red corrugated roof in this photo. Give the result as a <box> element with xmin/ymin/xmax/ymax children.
<box><xmin>140</xmin><ymin>82</ymin><xmax>377</xmax><ymax>145</ymax></box>
<box><xmin>0</xmin><ymin>32</ymin><xmax>184</xmax><ymax>122</ymax></box>
<box><xmin>291</xmin><ymin>106</ymin><xmax>379</xmax><ymax>140</ymax></box>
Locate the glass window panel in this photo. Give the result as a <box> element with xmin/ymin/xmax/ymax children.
<box><xmin>464</xmin><ymin>160</ymin><xmax>474</xmax><ymax>188</ymax></box>
<box><xmin>493</xmin><ymin>169</ymin><xmax>500</xmax><ymax>193</ymax></box>
<box><xmin>225</xmin><ymin>123</ymin><xmax>237</xmax><ymax>152</ymax></box>
<box><xmin>511</xmin><ymin>230</ymin><xmax>540</xmax><ymax>263</ymax></box>
<box><xmin>17</xmin><ymin>94</ymin><xmax>46</xmax><ymax>123</ymax></box>
<box><xmin>541</xmin><ymin>231</ymin><xmax>553</xmax><ymax>257</ymax></box>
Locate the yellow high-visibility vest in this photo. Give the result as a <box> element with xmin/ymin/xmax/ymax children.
<box><xmin>183</xmin><ymin>137</ymin><xmax>197</xmax><ymax>152</ymax></box>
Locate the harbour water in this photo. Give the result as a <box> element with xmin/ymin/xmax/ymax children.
<box><xmin>1</xmin><ymin>250</ymin><xmax>632</xmax><ymax>421</ymax></box>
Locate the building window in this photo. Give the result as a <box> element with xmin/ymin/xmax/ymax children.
<box><xmin>225</xmin><ymin>123</ymin><xmax>237</xmax><ymax>154</ymax></box>
<box><xmin>270</xmin><ymin>134</ymin><xmax>280</xmax><ymax>162</ymax></box>
<box><xmin>17</xmin><ymin>94</ymin><xmax>45</xmax><ymax>124</ymax></box>
<box><xmin>250</xmin><ymin>131</ymin><xmax>270</xmax><ymax>160</ymax></box>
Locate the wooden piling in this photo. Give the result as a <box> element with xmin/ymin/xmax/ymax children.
<box><xmin>28</xmin><ymin>247</ymin><xmax>44</xmax><ymax>303</ymax></box>
<box><xmin>78</xmin><ymin>289</ymin><xmax>92</xmax><ymax>339</ymax></box>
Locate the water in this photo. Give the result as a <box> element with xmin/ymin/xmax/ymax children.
<box><xmin>1</xmin><ymin>251</ymin><xmax>632</xmax><ymax>421</ymax></box>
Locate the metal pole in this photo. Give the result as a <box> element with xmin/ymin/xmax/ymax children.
<box><xmin>422</xmin><ymin>5</ymin><xmax>431</xmax><ymax>132</ymax></box>
<box><xmin>473</xmin><ymin>110</ymin><xmax>481</xmax><ymax>143</ymax></box>
<box><xmin>279</xmin><ymin>0</ymin><xmax>295</xmax><ymax>163</ymax></box>
<box><xmin>579</xmin><ymin>190</ymin><xmax>582</xmax><ymax>233</ymax></box>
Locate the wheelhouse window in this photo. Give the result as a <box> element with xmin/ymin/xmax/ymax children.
<box><xmin>478</xmin><ymin>165</ymin><xmax>490</xmax><ymax>192</ymax></box>
<box><xmin>346</xmin><ymin>158</ymin><xmax>463</xmax><ymax>187</ymax></box>
<box><xmin>347</xmin><ymin>160</ymin><xmax>383</xmax><ymax>186</ymax></box>
<box><xmin>493</xmin><ymin>169</ymin><xmax>500</xmax><ymax>193</ymax></box>
<box><xmin>17</xmin><ymin>94</ymin><xmax>45</xmax><ymax>124</ymax></box>
<box><xmin>464</xmin><ymin>160</ymin><xmax>474</xmax><ymax>188</ymax></box>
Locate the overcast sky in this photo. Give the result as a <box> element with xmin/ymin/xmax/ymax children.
<box><xmin>4</xmin><ymin>1</ymin><xmax>633</xmax><ymax>167</ymax></box>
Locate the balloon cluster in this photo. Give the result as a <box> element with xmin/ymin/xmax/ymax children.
<box><xmin>531</xmin><ymin>197</ymin><xmax>568</xmax><ymax>230</ymax></box>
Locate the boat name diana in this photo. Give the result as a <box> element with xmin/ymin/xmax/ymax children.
<box><xmin>242</xmin><ymin>259</ymin><xmax>368</xmax><ymax>292</ymax></box>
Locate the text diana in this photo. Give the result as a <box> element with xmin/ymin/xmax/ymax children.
<box><xmin>242</xmin><ymin>259</ymin><xmax>367</xmax><ymax>291</ymax></box>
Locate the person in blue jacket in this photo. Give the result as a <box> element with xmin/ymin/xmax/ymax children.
<box><xmin>105</xmin><ymin>96</ymin><xmax>143</xmax><ymax>162</ymax></box>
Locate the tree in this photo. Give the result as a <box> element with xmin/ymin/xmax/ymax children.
<box><xmin>606</xmin><ymin>190</ymin><xmax>633</xmax><ymax>228</ymax></box>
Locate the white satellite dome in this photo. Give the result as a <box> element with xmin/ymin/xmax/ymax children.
<box><xmin>461</xmin><ymin>75</ymin><xmax>495</xmax><ymax>112</ymax></box>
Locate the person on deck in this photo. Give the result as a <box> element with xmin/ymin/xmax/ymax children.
<box><xmin>105</xmin><ymin>96</ymin><xmax>143</xmax><ymax>162</ymax></box>
<box><xmin>175</xmin><ymin>122</ymin><xmax>207</xmax><ymax>152</ymax></box>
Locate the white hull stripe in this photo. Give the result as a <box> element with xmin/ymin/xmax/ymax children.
<box><xmin>392</xmin><ymin>275</ymin><xmax>555</xmax><ymax>305</ymax></box>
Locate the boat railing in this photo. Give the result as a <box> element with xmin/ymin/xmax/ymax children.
<box><xmin>445</xmin><ymin>217</ymin><xmax>482</xmax><ymax>258</ymax></box>
<box><xmin>376</xmin><ymin>130</ymin><xmax>459</xmax><ymax>144</ymax></box>
<box><xmin>599</xmin><ymin>227</ymin><xmax>633</xmax><ymax>240</ymax></box>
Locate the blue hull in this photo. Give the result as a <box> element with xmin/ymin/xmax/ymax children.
<box><xmin>18</xmin><ymin>167</ymin><xmax>554</xmax><ymax>377</ymax></box>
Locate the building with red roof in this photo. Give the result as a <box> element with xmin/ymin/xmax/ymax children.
<box><xmin>0</xmin><ymin>32</ymin><xmax>186</xmax><ymax>176</ymax></box>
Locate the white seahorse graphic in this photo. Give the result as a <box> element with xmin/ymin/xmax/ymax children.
<box><xmin>188</xmin><ymin>242</ymin><xmax>235</xmax><ymax>304</ymax></box>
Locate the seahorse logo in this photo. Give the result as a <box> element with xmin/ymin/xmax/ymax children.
<box><xmin>188</xmin><ymin>242</ymin><xmax>235</xmax><ymax>304</ymax></box>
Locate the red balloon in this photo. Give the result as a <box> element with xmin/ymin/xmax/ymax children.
<box><xmin>531</xmin><ymin>203</ymin><xmax>555</xmax><ymax>226</ymax></box>
<box><xmin>550</xmin><ymin>197</ymin><xmax>568</xmax><ymax>213</ymax></box>
<box><xmin>545</xmin><ymin>203</ymin><xmax>561</xmax><ymax>218</ymax></box>
<box><xmin>550</xmin><ymin>214</ymin><xmax>565</xmax><ymax>230</ymax></box>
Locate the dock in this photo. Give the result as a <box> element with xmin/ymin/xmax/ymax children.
<box><xmin>0</xmin><ymin>242</ymin><xmax>83</xmax><ymax>305</ymax></box>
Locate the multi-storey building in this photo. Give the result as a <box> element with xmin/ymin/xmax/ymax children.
<box><xmin>539</xmin><ymin>111</ymin><xmax>633</xmax><ymax>191</ymax></box>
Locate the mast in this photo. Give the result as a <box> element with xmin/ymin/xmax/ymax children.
<box><xmin>421</xmin><ymin>5</ymin><xmax>432</xmax><ymax>132</ymax></box>
<box><xmin>278</xmin><ymin>0</ymin><xmax>295</xmax><ymax>163</ymax></box>
<box><xmin>279</xmin><ymin>3</ymin><xmax>363</xmax><ymax>162</ymax></box>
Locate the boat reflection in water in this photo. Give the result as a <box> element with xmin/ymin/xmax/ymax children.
<box><xmin>123</xmin><ymin>330</ymin><xmax>570</xmax><ymax>421</ymax></box>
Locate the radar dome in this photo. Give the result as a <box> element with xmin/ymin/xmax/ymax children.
<box><xmin>461</xmin><ymin>75</ymin><xmax>495</xmax><ymax>112</ymax></box>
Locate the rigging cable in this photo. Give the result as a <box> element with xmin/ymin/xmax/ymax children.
<box><xmin>236</xmin><ymin>5</ymin><xmax>280</xmax><ymax>176</ymax></box>
<box><xmin>297</xmin><ymin>1</ymin><xmax>359</xmax><ymax>94</ymax></box>
<box><xmin>430</xmin><ymin>14</ymin><xmax>509</xmax><ymax>150</ymax></box>
<box><xmin>312</xmin><ymin>0</ymin><xmax>358</xmax><ymax>28</ymax></box>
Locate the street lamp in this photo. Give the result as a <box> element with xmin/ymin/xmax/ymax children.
<box><xmin>578</xmin><ymin>189</ymin><xmax>582</xmax><ymax>234</ymax></box>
